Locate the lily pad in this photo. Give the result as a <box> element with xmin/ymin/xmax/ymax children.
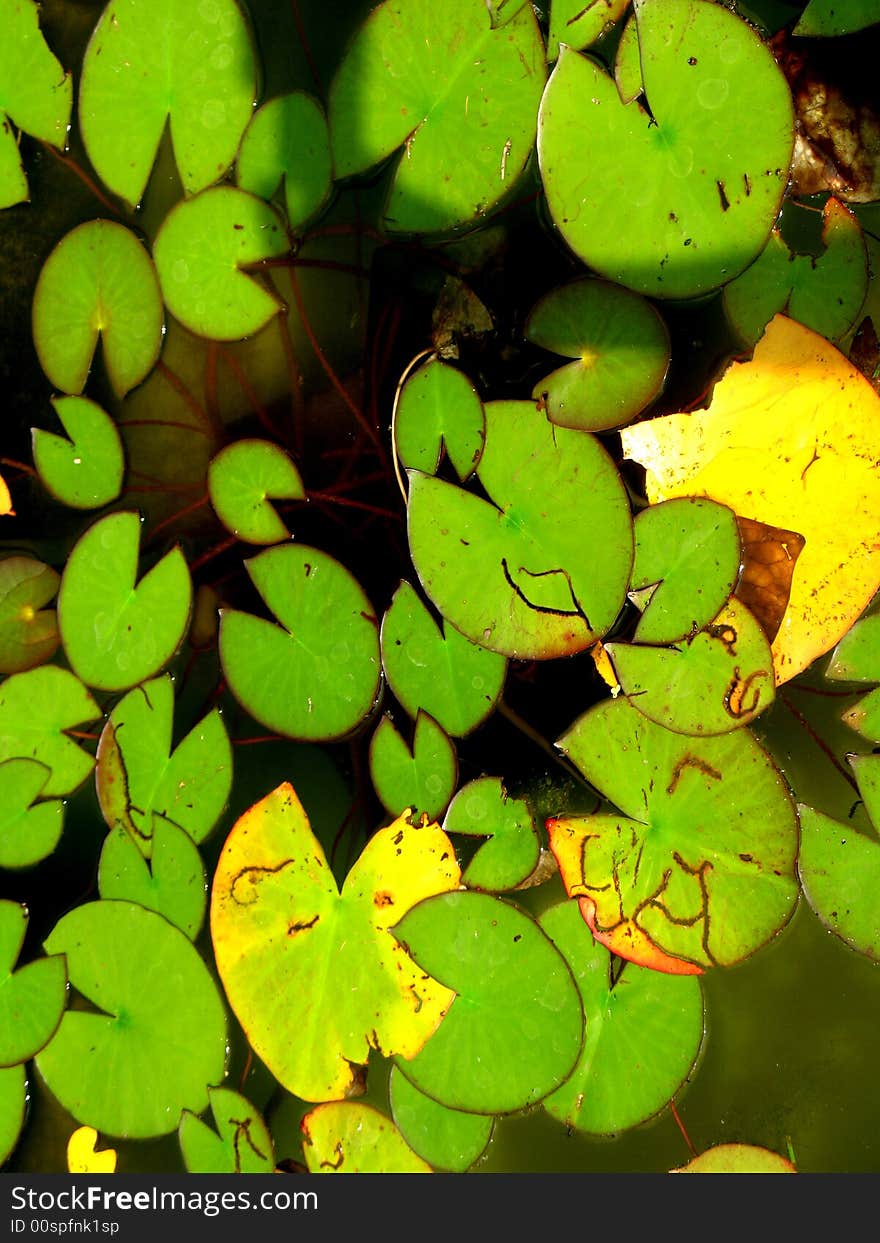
<box><xmin>153</xmin><ymin>187</ymin><xmax>288</xmax><ymax>341</ymax></box>
<box><xmin>67</xmin><ymin>1127</ymin><xmax>117</xmax><ymax>1174</ymax></box>
<box><xmin>0</xmin><ymin>901</ymin><xmax>66</xmax><ymax>1066</ymax></box>
<box><xmin>328</xmin><ymin>0</ymin><xmax>546</xmax><ymax>233</ymax></box>
<box><xmin>547</xmin><ymin>0</ymin><xmax>631</xmax><ymax>60</ymax></box>
<box><xmin>672</xmin><ymin>1143</ymin><xmax>796</xmax><ymax>1172</ymax></box>
<box><xmin>78</xmin><ymin>0</ymin><xmax>257</xmax><ymax>208</ymax></box>
<box><xmin>629</xmin><ymin>498</ymin><xmax>741</xmax><ymax>645</ymax></box>
<box><xmin>0</xmin><ymin>1065</ymin><xmax>26</xmax><ymax>1167</ymax></box>
<box><xmin>794</xmin><ymin>0</ymin><xmax>879</xmax><ymax>36</ymax></box>
<box><xmin>95</xmin><ymin>674</ymin><xmax>232</xmax><ymax>855</ymax></box>
<box><xmin>0</xmin><ymin>0</ymin><xmax>71</xmax><ymax>209</ymax></box>
<box><xmin>540</xmin><ymin>900</ymin><xmax>704</xmax><ymax>1134</ymax></box>
<box><xmin>179</xmin><ymin>1087</ymin><xmax>274</xmax><ymax>1174</ymax></box>
<box><xmin>394</xmin><ymin>891</ymin><xmax>584</xmax><ymax>1114</ymax></box>
<box><xmin>32</xmin><ymin>220</ymin><xmax>163</xmax><ymax>398</ymax></box>
<box><xmin>443</xmin><ymin>777</ymin><xmax>539</xmax><ymax>892</ymax></box>
<box><xmin>723</xmin><ymin>198</ymin><xmax>868</xmax><ymax>346</ymax></box>
<box><xmin>381</xmin><ymin>582</ymin><xmax>506</xmax><ymax>737</ymax></box>
<box><xmin>607</xmin><ymin>597</ymin><xmax>776</xmax><ymax>735</ymax></box>
<box><xmin>389</xmin><ymin>1066</ymin><xmax>493</xmax><ymax>1172</ymax></box>
<box><xmin>0</xmin><ymin>556</ymin><xmax>60</xmax><ymax>674</ymax></box>
<box><xmin>32</xmin><ymin>396</ymin><xmax>125</xmax><ymax>511</ymax></box>
<box><xmin>407</xmin><ymin>400</ymin><xmax>633</xmax><ymax>659</ymax></box>
<box><xmin>58</xmin><ymin>511</ymin><xmax>192</xmax><ymax>693</ymax></box>
<box><xmin>0</xmin><ymin>759</ymin><xmax>64</xmax><ymax>871</ymax></box>
<box><xmin>301</xmin><ymin>1102</ymin><xmax>431</xmax><ymax>1174</ymax></box>
<box><xmin>550</xmin><ymin>697</ymin><xmax>798</xmax><ymax>971</ymax></box>
<box><xmin>369</xmin><ymin>713</ymin><xmax>457</xmax><ymax>821</ymax></box>
<box><xmin>36</xmin><ymin>900</ymin><xmax>227</xmax><ymax>1138</ymax></box>
<box><xmin>0</xmin><ymin>666</ymin><xmax>99</xmax><ymax>797</ymax></box>
<box><xmin>827</xmin><ymin>613</ymin><xmax>880</xmax><ymax>682</ymax></box>
<box><xmin>538</xmin><ymin>0</ymin><xmax>794</xmax><ymax>298</ymax></box>
<box><xmin>797</xmin><ymin>804</ymin><xmax>880</xmax><ymax>961</ymax></box>
<box><xmin>525</xmin><ymin>279</ymin><xmax>670</xmax><ymax>431</ymax></box>
<box><xmin>219</xmin><ymin>545</ymin><xmax>381</xmax><ymax>742</ymax></box>
<box><xmin>207</xmin><ymin>439</ymin><xmax>304</xmax><ymax>545</ymax></box>
<box><xmin>98</xmin><ymin>822</ymin><xmax>207</xmax><ymax>940</ymax></box>
<box><xmin>210</xmin><ymin>784</ymin><xmax>460</xmax><ymax>1101</ymax></box>
<box><xmin>236</xmin><ymin>92</ymin><xmax>332</xmax><ymax>232</ymax></box>
<box><xmin>395</xmin><ymin>358</ymin><xmax>485</xmax><ymax>479</ymax></box>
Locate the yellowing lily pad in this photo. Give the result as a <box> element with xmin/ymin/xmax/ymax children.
<box><xmin>210</xmin><ymin>784</ymin><xmax>460</xmax><ymax>1102</ymax></box>
<box><xmin>621</xmin><ymin>315</ymin><xmax>880</xmax><ymax>682</ymax></box>
<box><xmin>672</xmin><ymin>1142</ymin><xmax>796</xmax><ymax>1172</ymax></box>
<box><xmin>301</xmin><ymin>1102</ymin><xmax>432</xmax><ymax>1173</ymax></box>
<box><xmin>67</xmin><ymin>1127</ymin><xmax>117</xmax><ymax>1174</ymax></box>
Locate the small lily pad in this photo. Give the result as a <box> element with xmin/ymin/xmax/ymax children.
<box><xmin>98</xmin><ymin>821</ymin><xmax>207</xmax><ymax>940</ymax></box>
<box><xmin>153</xmin><ymin>187</ymin><xmax>288</xmax><ymax>341</ymax></box>
<box><xmin>394</xmin><ymin>891</ymin><xmax>584</xmax><ymax>1114</ymax></box>
<box><xmin>389</xmin><ymin>1066</ymin><xmax>493</xmax><ymax>1172</ymax></box>
<box><xmin>526</xmin><ymin>279</ymin><xmax>670</xmax><ymax>432</ymax></box>
<box><xmin>79</xmin><ymin>0</ymin><xmax>257</xmax><ymax>208</ymax></box>
<box><xmin>0</xmin><ymin>1065</ymin><xmax>26</xmax><ymax>1167</ymax></box>
<box><xmin>301</xmin><ymin>1102</ymin><xmax>432</xmax><ymax>1173</ymax></box>
<box><xmin>369</xmin><ymin>712</ymin><xmax>457</xmax><ymax>821</ymax></box>
<box><xmin>0</xmin><ymin>0</ymin><xmax>71</xmax><ymax>209</ymax></box>
<box><xmin>443</xmin><ymin>777</ymin><xmax>539</xmax><ymax>892</ymax></box>
<box><xmin>219</xmin><ymin>545</ymin><xmax>381</xmax><ymax>742</ymax></box>
<box><xmin>58</xmin><ymin>511</ymin><xmax>192</xmax><ymax>693</ymax></box>
<box><xmin>0</xmin><ymin>901</ymin><xmax>66</xmax><ymax>1067</ymax></box>
<box><xmin>797</xmin><ymin>804</ymin><xmax>880</xmax><ymax>962</ymax></box>
<box><xmin>37</xmin><ymin>900</ymin><xmax>227</xmax><ymax>1138</ymax></box>
<box><xmin>32</xmin><ymin>396</ymin><xmax>125</xmax><ymax>511</ymax></box>
<box><xmin>32</xmin><ymin>220</ymin><xmax>163</xmax><ymax>398</ymax></box>
<box><xmin>540</xmin><ymin>900</ymin><xmax>704</xmax><ymax>1134</ymax></box>
<box><xmin>95</xmin><ymin>674</ymin><xmax>232</xmax><ymax>855</ymax></box>
<box><xmin>67</xmin><ymin>1127</ymin><xmax>117</xmax><ymax>1174</ymax></box>
<box><xmin>0</xmin><ymin>759</ymin><xmax>64</xmax><ymax>871</ymax></box>
<box><xmin>0</xmin><ymin>556</ymin><xmax>60</xmax><ymax>674</ymax></box>
<box><xmin>546</xmin><ymin>0</ymin><xmax>631</xmax><ymax>60</ymax></box>
<box><xmin>395</xmin><ymin>358</ymin><xmax>485</xmax><ymax>479</ymax></box>
<box><xmin>0</xmin><ymin>666</ymin><xmax>99</xmax><ymax>797</ymax></box>
<box><xmin>381</xmin><ymin>582</ymin><xmax>506</xmax><ymax>738</ymax></box>
<box><xmin>672</xmin><ymin>1143</ymin><xmax>796</xmax><ymax>1172</ymax></box>
<box><xmin>179</xmin><ymin>1087</ymin><xmax>274</xmax><ymax>1173</ymax></box>
<box><xmin>236</xmin><ymin>92</ymin><xmax>332</xmax><ymax>231</ymax></box>
<box><xmin>207</xmin><ymin>439</ymin><xmax>304</xmax><ymax>545</ymax></box>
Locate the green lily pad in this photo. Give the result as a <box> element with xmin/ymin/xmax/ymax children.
<box><xmin>794</xmin><ymin>0</ymin><xmax>879</xmax><ymax>35</ymax></box>
<box><xmin>0</xmin><ymin>901</ymin><xmax>66</xmax><ymax>1066</ymax></box>
<box><xmin>797</xmin><ymin>804</ymin><xmax>880</xmax><ymax>961</ymax></box>
<box><xmin>301</xmin><ymin>1102</ymin><xmax>432</xmax><ymax>1173</ymax></box>
<box><xmin>526</xmin><ymin>278</ymin><xmax>670</xmax><ymax>431</ymax></box>
<box><xmin>0</xmin><ymin>759</ymin><xmax>64</xmax><ymax>871</ymax></box>
<box><xmin>381</xmin><ymin>582</ymin><xmax>506</xmax><ymax>737</ymax></box>
<box><xmin>236</xmin><ymin>92</ymin><xmax>332</xmax><ymax>232</ymax></box>
<box><xmin>98</xmin><ymin>822</ymin><xmax>207</xmax><ymax>940</ymax></box>
<box><xmin>153</xmin><ymin>187</ymin><xmax>288</xmax><ymax>341</ymax></box>
<box><xmin>32</xmin><ymin>220</ymin><xmax>164</xmax><ymax>398</ymax></box>
<box><xmin>37</xmin><ymin>900</ymin><xmax>227</xmax><ymax>1138</ymax></box>
<box><xmin>672</xmin><ymin>1143</ymin><xmax>796</xmax><ymax>1172</ymax></box>
<box><xmin>723</xmin><ymin>199</ymin><xmax>868</xmax><ymax>346</ymax></box>
<box><xmin>538</xmin><ymin>0</ymin><xmax>794</xmax><ymax>298</ymax></box>
<box><xmin>0</xmin><ymin>0</ymin><xmax>71</xmax><ymax>209</ymax></box>
<box><xmin>95</xmin><ymin>674</ymin><xmax>232</xmax><ymax>856</ymax></box>
<box><xmin>630</xmin><ymin>498</ymin><xmax>741</xmax><ymax>645</ymax></box>
<box><xmin>395</xmin><ymin>358</ymin><xmax>485</xmax><ymax>479</ymax></box>
<box><xmin>827</xmin><ymin>613</ymin><xmax>880</xmax><ymax>682</ymax></box>
<box><xmin>614</xmin><ymin>12</ymin><xmax>643</xmax><ymax>104</ymax></box>
<box><xmin>394</xmin><ymin>891</ymin><xmax>584</xmax><ymax>1114</ymax></box>
<box><xmin>78</xmin><ymin>0</ymin><xmax>257</xmax><ymax>208</ymax></box>
<box><xmin>210</xmin><ymin>784</ymin><xmax>461</xmax><ymax>1101</ymax></box>
<box><xmin>607</xmin><ymin>597</ymin><xmax>776</xmax><ymax>735</ymax></box>
<box><xmin>547</xmin><ymin>0</ymin><xmax>631</xmax><ymax>60</ymax></box>
<box><xmin>219</xmin><ymin>545</ymin><xmax>381</xmax><ymax>742</ymax></box>
<box><xmin>32</xmin><ymin>396</ymin><xmax>125</xmax><ymax>511</ymax></box>
<box><xmin>369</xmin><ymin>712</ymin><xmax>457</xmax><ymax>821</ymax></box>
<box><xmin>389</xmin><ymin>1065</ymin><xmax>493</xmax><ymax>1172</ymax></box>
<box><xmin>550</xmin><ymin>697</ymin><xmax>798</xmax><ymax>971</ymax></box>
<box><xmin>407</xmin><ymin>400</ymin><xmax>633</xmax><ymax>659</ymax></box>
<box><xmin>58</xmin><ymin>511</ymin><xmax>192</xmax><ymax>693</ymax></box>
<box><xmin>849</xmin><ymin>754</ymin><xmax>880</xmax><ymax>830</ymax></box>
<box><xmin>842</xmin><ymin>688</ymin><xmax>880</xmax><ymax>743</ymax></box>
<box><xmin>0</xmin><ymin>666</ymin><xmax>99</xmax><ymax>797</ymax></box>
<box><xmin>0</xmin><ymin>1064</ymin><xmax>26</xmax><ymax>1166</ymax></box>
<box><xmin>540</xmin><ymin>900</ymin><xmax>704</xmax><ymax>1134</ymax></box>
<box><xmin>179</xmin><ymin>1087</ymin><xmax>274</xmax><ymax>1173</ymax></box>
<box><xmin>328</xmin><ymin>0</ymin><xmax>546</xmax><ymax>233</ymax></box>
<box><xmin>0</xmin><ymin>557</ymin><xmax>60</xmax><ymax>675</ymax></box>
<box><xmin>207</xmin><ymin>439</ymin><xmax>304</xmax><ymax>545</ymax></box>
<box><xmin>443</xmin><ymin>777</ymin><xmax>539</xmax><ymax>892</ymax></box>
